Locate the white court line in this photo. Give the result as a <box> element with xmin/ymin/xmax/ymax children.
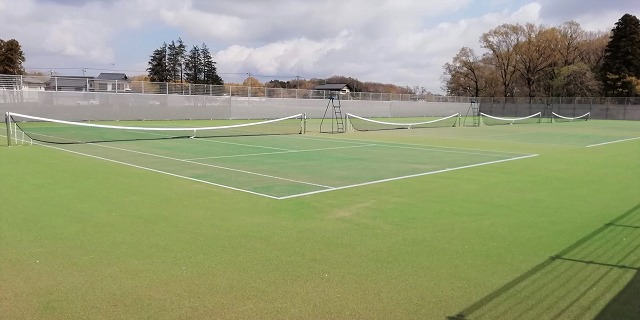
<box><xmin>586</xmin><ymin>136</ymin><xmax>640</xmax><ymax>148</ymax></box>
<box><xmin>185</xmin><ymin>144</ymin><xmax>377</xmax><ymax>160</ymax></box>
<box><xmin>375</xmin><ymin>143</ymin><xmax>517</xmax><ymax>158</ymax></box>
<box><xmin>289</xmin><ymin>134</ymin><xmax>529</xmax><ymax>156</ymax></box>
<box><xmin>85</xmin><ymin>142</ymin><xmax>334</xmax><ymax>188</ymax></box>
<box><xmin>190</xmin><ymin>137</ymin><xmax>293</xmax><ymax>151</ymax></box>
<box><xmin>4</xmin><ymin>131</ymin><xmax>538</xmax><ymax>200</ymax></box>
<box><xmin>29</xmin><ymin>143</ymin><xmax>284</xmax><ymax>199</ymax></box>
<box><xmin>276</xmin><ymin>154</ymin><xmax>539</xmax><ymax>200</ymax></box>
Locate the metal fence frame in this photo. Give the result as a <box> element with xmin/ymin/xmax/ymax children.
<box><xmin>2</xmin><ymin>74</ymin><xmax>639</xmax><ymax>120</ymax></box>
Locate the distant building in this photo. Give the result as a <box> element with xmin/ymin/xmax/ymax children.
<box><xmin>21</xmin><ymin>76</ymin><xmax>46</xmax><ymax>91</ymax></box>
<box><xmin>313</xmin><ymin>83</ymin><xmax>353</xmax><ymax>95</ymax></box>
<box><xmin>93</xmin><ymin>73</ymin><xmax>130</xmax><ymax>92</ymax></box>
<box><xmin>45</xmin><ymin>76</ymin><xmax>93</xmax><ymax>91</ymax></box>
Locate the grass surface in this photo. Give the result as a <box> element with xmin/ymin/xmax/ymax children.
<box><xmin>1</xmin><ymin>119</ymin><xmax>639</xmax><ymax>319</ymax></box>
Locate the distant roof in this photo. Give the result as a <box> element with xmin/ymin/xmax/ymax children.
<box><xmin>314</xmin><ymin>83</ymin><xmax>352</xmax><ymax>91</ymax></box>
<box><xmin>96</xmin><ymin>73</ymin><xmax>129</xmax><ymax>81</ymax></box>
<box><xmin>22</xmin><ymin>76</ymin><xmax>46</xmax><ymax>84</ymax></box>
<box><xmin>46</xmin><ymin>76</ymin><xmax>93</xmax><ymax>88</ymax></box>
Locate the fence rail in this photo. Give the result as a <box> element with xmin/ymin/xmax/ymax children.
<box><xmin>0</xmin><ymin>74</ymin><xmax>477</xmax><ymax>102</ymax></box>
<box><xmin>1</xmin><ymin>74</ymin><xmax>640</xmax><ymax>120</ymax></box>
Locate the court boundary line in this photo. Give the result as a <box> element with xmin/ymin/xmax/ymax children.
<box><xmin>35</xmin><ymin>143</ymin><xmax>285</xmax><ymax>199</ymax></box>
<box><xmin>287</xmin><ymin>134</ymin><xmax>531</xmax><ymax>156</ymax></box>
<box><xmin>2</xmin><ymin>130</ymin><xmax>539</xmax><ymax>200</ymax></box>
<box><xmin>277</xmin><ymin>154</ymin><xmax>539</xmax><ymax>200</ymax></box>
<box><xmin>586</xmin><ymin>136</ymin><xmax>640</xmax><ymax>148</ymax></box>
<box><xmin>185</xmin><ymin>144</ymin><xmax>378</xmax><ymax>160</ymax></box>
<box><xmin>81</xmin><ymin>142</ymin><xmax>335</xmax><ymax>189</ymax></box>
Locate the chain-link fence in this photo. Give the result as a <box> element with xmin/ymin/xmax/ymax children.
<box><xmin>477</xmin><ymin>97</ymin><xmax>640</xmax><ymax>120</ymax></box>
<box><xmin>2</xmin><ymin>74</ymin><xmax>639</xmax><ymax>120</ymax></box>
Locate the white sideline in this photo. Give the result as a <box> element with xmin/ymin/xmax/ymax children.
<box><xmin>31</xmin><ymin>142</ymin><xmax>286</xmax><ymax>199</ymax></box>
<box><xmin>278</xmin><ymin>154</ymin><xmax>539</xmax><ymax>200</ymax></box>
<box><xmin>2</xmin><ymin>129</ymin><xmax>540</xmax><ymax>200</ymax></box>
<box><xmin>84</xmin><ymin>142</ymin><xmax>334</xmax><ymax>189</ymax></box>
<box><xmin>185</xmin><ymin>143</ymin><xmax>377</xmax><ymax>160</ymax></box>
<box><xmin>586</xmin><ymin>136</ymin><xmax>640</xmax><ymax>148</ymax></box>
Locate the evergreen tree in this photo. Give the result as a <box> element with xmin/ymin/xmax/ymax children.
<box><xmin>600</xmin><ymin>13</ymin><xmax>640</xmax><ymax>96</ymax></box>
<box><xmin>148</xmin><ymin>39</ymin><xmax>223</xmax><ymax>86</ymax></box>
<box><xmin>184</xmin><ymin>45</ymin><xmax>202</xmax><ymax>84</ymax></box>
<box><xmin>147</xmin><ymin>42</ymin><xmax>169</xmax><ymax>82</ymax></box>
<box><xmin>0</xmin><ymin>39</ymin><xmax>26</xmax><ymax>75</ymax></box>
<box><xmin>167</xmin><ymin>38</ymin><xmax>187</xmax><ymax>83</ymax></box>
<box><xmin>201</xmin><ymin>43</ymin><xmax>223</xmax><ymax>85</ymax></box>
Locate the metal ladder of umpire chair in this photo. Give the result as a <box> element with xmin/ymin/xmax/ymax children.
<box><xmin>463</xmin><ymin>99</ymin><xmax>480</xmax><ymax>127</ymax></box>
<box><xmin>320</xmin><ymin>93</ymin><xmax>345</xmax><ymax>133</ymax></box>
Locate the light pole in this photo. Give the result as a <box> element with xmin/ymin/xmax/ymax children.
<box><xmin>247</xmin><ymin>72</ymin><xmax>252</xmax><ymax>97</ymax></box>
<box><xmin>180</xmin><ymin>57</ymin><xmax>185</xmax><ymax>95</ymax></box>
<box><xmin>180</xmin><ymin>57</ymin><xmax>184</xmax><ymax>83</ymax></box>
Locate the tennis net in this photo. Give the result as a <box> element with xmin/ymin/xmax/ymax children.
<box><xmin>346</xmin><ymin>113</ymin><xmax>459</xmax><ymax>131</ymax></box>
<box><xmin>480</xmin><ymin>112</ymin><xmax>542</xmax><ymax>126</ymax></box>
<box><xmin>6</xmin><ymin>112</ymin><xmax>305</xmax><ymax>145</ymax></box>
<box><xmin>552</xmin><ymin>112</ymin><xmax>590</xmax><ymax>123</ymax></box>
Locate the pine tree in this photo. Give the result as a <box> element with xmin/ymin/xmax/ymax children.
<box><xmin>147</xmin><ymin>43</ymin><xmax>168</xmax><ymax>82</ymax></box>
<box><xmin>167</xmin><ymin>38</ymin><xmax>187</xmax><ymax>83</ymax></box>
<box><xmin>201</xmin><ymin>43</ymin><xmax>223</xmax><ymax>85</ymax></box>
<box><xmin>184</xmin><ymin>45</ymin><xmax>202</xmax><ymax>84</ymax></box>
<box><xmin>600</xmin><ymin>14</ymin><xmax>640</xmax><ymax>96</ymax></box>
<box><xmin>0</xmin><ymin>39</ymin><xmax>26</xmax><ymax>75</ymax></box>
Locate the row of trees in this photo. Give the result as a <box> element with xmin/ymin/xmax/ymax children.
<box><xmin>147</xmin><ymin>38</ymin><xmax>223</xmax><ymax>85</ymax></box>
<box><xmin>243</xmin><ymin>75</ymin><xmax>415</xmax><ymax>94</ymax></box>
<box><xmin>0</xmin><ymin>39</ymin><xmax>25</xmax><ymax>76</ymax></box>
<box><xmin>442</xmin><ymin>14</ymin><xmax>640</xmax><ymax>97</ymax></box>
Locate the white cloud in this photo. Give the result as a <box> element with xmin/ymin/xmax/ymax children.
<box><xmin>0</xmin><ymin>0</ymin><xmax>637</xmax><ymax>91</ymax></box>
<box><xmin>217</xmin><ymin>30</ymin><xmax>352</xmax><ymax>77</ymax></box>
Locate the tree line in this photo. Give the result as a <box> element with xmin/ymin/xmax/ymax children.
<box><xmin>147</xmin><ymin>38</ymin><xmax>223</xmax><ymax>85</ymax></box>
<box><xmin>255</xmin><ymin>75</ymin><xmax>414</xmax><ymax>94</ymax></box>
<box><xmin>442</xmin><ymin>13</ymin><xmax>640</xmax><ymax>98</ymax></box>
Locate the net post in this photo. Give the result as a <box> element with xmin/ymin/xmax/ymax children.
<box><xmin>5</xmin><ymin>112</ymin><xmax>11</xmax><ymax>147</ymax></box>
<box><xmin>302</xmin><ymin>113</ymin><xmax>306</xmax><ymax>134</ymax></box>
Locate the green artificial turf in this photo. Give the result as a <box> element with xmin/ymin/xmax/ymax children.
<box><xmin>1</xmin><ymin>120</ymin><xmax>639</xmax><ymax>319</ymax></box>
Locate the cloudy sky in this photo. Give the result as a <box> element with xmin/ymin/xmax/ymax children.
<box><xmin>0</xmin><ymin>0</ymin><xmax>637</xmax><ymax>92</ymax></box>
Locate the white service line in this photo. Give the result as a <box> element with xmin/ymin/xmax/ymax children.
<box><xmin>586</xmin><ymin>136</ymin><xmax>640</xmax><ymax>148</ymax></box>
<box><xmin>68</xmin><ymin>142</ymin><xmax>335</xmax><ymax>189</ymax></box>
<box><xmin>33</xmin><ymin>143</ymin><xmax>284</xmax><ymax>199</ymax></box>
<box><xmin>276</xmin><ymin>154</ymin><xmax>539</xmax><ymax>200</ymax></box>
<box><xmin>190</xmin><ymin>137</ymin><xmax>293</xmax><ymax>151</ymax></box>
<box><xmin>185</xmin><ymin>143</ymin><xmax>377</xmax><ymax>160</ymax></box>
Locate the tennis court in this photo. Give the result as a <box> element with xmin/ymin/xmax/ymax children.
<box><xmin>6</xmin><ymin>112</ymin><xmax>640</xmax><ymax>199</ymax></box>
<box><xmin>22</xmin><ymin>132</ymin><xmax>535</xmax><ymax>199</ymax></box>
<box><xmin>1</xmin><ymin>113</ymin><xmax>640</xmax><ymax>319</ymax></box>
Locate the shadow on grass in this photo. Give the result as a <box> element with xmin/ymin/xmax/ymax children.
<box><xmin>448</xmin><ymin>203</ymin><xmax>640</xmax><ymax>320</ymax></box>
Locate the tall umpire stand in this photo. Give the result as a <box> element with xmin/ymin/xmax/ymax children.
<box><xmin>463</xmin><ymin>99</ymin><xmax>480</xmax><ymax>127</ymax></box>
<box><xmin>320</xmin><ymin>93</ymin><xmax>345</xmax><ymax>133</ymax></box>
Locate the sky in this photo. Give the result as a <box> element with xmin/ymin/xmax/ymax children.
<box><xmin>0</xmin><ymin>0</ymin><xmax>637</xmax><ymax>93</ymax></box>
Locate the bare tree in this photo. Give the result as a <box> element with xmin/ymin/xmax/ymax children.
<box><xmin>480</xmin><ymin>24</ymin><xmax>524</xmax><ymax>97</ymax></box>
<box><xmin>514</xmin><ymin>23</ymin><xmax>560</xmax><ymax>99</ymax></box>
<box><xmin>442</xmin><ymin>47</ymin><xmax>487</xmax><ymax>96</ymax></box>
